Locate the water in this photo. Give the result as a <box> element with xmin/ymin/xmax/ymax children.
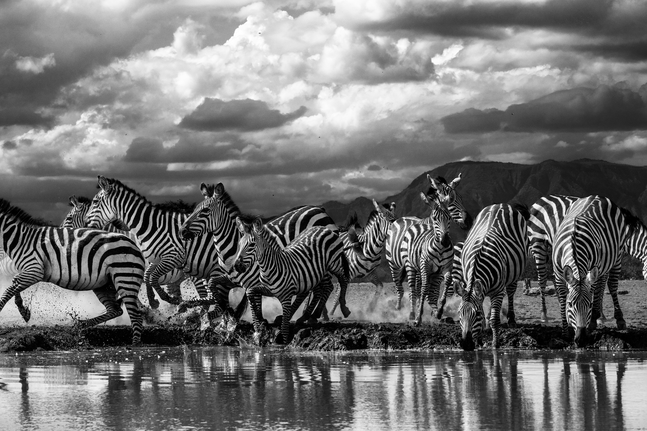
<box><xmin>1</xmin><ymin>348</ymin><xmax>646</xmax><ymax>430</ymax></box>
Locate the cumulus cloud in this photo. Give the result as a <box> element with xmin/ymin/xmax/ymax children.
<box><xmin>178</xmin><ymin>98</ymin><xmax>307</xmax><ymax>131</ymax></box>
<box><xmin>441</xmin><ymin>84</ymin><xmax>647</xmax><ymax>133</ymax></box>
<box><xmin>15</xmin><ymin>53</ymin><xmax>56</xmax><ymax>74</ymax></box>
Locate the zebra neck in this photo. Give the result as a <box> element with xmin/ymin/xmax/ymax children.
<box><xmin>255</xmin><ymin>231</ymin><xmax>284</xmax><ymax>269</ymax></box>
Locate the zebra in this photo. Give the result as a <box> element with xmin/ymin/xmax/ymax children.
<box><xmin>233</xmin><ymin>215</ymin><xmax>349</xmax><ymax>343</ymax></box>
<box><xmin>551</xmin><ymin>195</ymin><xmax>640</xmax><ymax>346</ymax></box>
<box><xmin>0</xmin><ymin>199</ymin><xmax>145</xmax><ymax>344</ymax></box>
<box><xmin>326</xmin><ymin>200</ymin><xmax>397</xmax><ymax>317</ymax></box>
<box><xmin>457</xmin><ymin>203</ymin><xmax>529</xmax><ymax>351</ymax></box>
<box><xmin>84</xmin><ymin>176</ymin><xmax>236</xmax><ymax>318</ymax></box>
<box><xmin>623</xmin><ymin>220</ymin><xmax>647</xmax><ymax>280</ymax></box>
<box><xmin>436</xmin><ymin>241</ymin><xmax>464</xmax><ymax>320</ymax></box>
<box><xmin>385</xmin><ymin>173</ymin><xmax>472</xmax><ymax>310</ymax></box>
<box><xmin>178</xmin><ymin>182</ymin><xmax>341</xmax><ymax>331</ymax></box>
<box><xmin>400</xmin><ymin>193</ymin><xmax>453</xmax><ymax>326</ymax></box>
<box><xmin>528</xmin><ymin>195</ymin><xmax>634</xmax><ymax>328</ymax></box>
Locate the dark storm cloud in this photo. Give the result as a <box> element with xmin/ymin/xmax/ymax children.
<box><xmin>349</xmin><ymin>0</ymin><xmax>637</xmax><ymax>38</ymax></box>
<box><xmin>441</xmin><ymin>84</ymin><xmax>647</xmax><ymax>134</ymax></box>
<box><xmin>178</xmin><ymin>98</ymin><xmax>307</xmax><ymax>132</ymax></box>
<box><xmin>123</xmin><ymin>135</ymin><xmax>246</xmax><ymax>163</ymax></box>
<box><xmin>2</xmin><ymin>140</ymin><xmax>16</xmax><ymax>150</ymax></box>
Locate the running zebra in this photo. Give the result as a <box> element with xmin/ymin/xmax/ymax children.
<box><xmin>400</xmin><ymin>193</ymin><xmax>454</xmax><ymax>325</ymax></box>
<box><xmin>551</xmin><ymin>195</ymin><xmax>640</xmax><ymax>346</ymax></box>
<box><xmin>386</xmin><ymin>173</ymin><xmax>472</xmax><ymax>310</ymax></box>
<box><xmin>84</xmin><ymin>176</ymin><xmax>235</xmax><ymax>317</ymax></box>
<box><xmin>327</xmin><ymin>200</ymin><xmax>396</xmax><ymax>317</ymax></box>
<box><xmin>0</xmin><ymin>199</ymin><xmax>145</xmax><ymax>344</ymax></box>
<box><xmin>457</xmin><ymin>203</ymin><xmax>529</xmax><ymax>351</ymax></box>
<box><xmin>179</xmin><ymin>182</ymin><xmax>340</xmax><ymax>330</ymax></box>
<box><xmin>233</xmin><ymin>216</ymin><xmax>349</xmax><ymax>343</ymax></box>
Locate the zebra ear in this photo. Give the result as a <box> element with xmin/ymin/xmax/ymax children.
<box><xmin>253</xmin><ymin>217</ymin><xmax>263</xmax><ymax>231</ymax></box>
<box><xmin>97</xmin><ymin>175</ymin><xmax>111</xmax><ymax>191</ymax></box>
<box><xmin>420</xmin><ymin>192</ymin><xmax>436</xmax><ymax>209</ymax></box>
<box><xmin>449</xmin><ymin>173</ymin><xmax>462</xmax><ymax>189</ymax></box>
<box><xmin>456</xmin><ymin>280</ymin><xmax>465</xmax><ymax>297</ymax></box>
<box><xmin>563</xmin><ymin>265</ymin><xmax>575</xmax><ymax>284</ymax></box>
<box><xmin>69</xmin><ymin>195</ymin><xmax>79</xmax><ymax>208</ymax></box>
<box><xmin>200</xmin><ymin>183</ymin><xmax>212</xmax><ymax>198</ymax></box>
<box><xmin>389</xmin><ymin>202</ymin><xmax>396</xmax><ymax>213</ymax></box>
<box><xmin>427</xmin><ymin>174</ymin><xmax>440</xmax><ymax>192</ymax></box>
<box><xmin>235</xmin><ymin>217</ymin><xmax>246</xmax><ymax>234</ymax></box>
<box><xmin>215</xmin><ymin>183</ymin><xmax>225</xmax><ymax>197</ymax></box>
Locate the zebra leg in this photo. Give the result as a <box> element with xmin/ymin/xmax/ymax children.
<box><xmin>0</xmin><ymin>274</ymin><xmax>40</xmax><ymax>317</ymax></box>
<box><xmin>435</xmin><ymin>272</ymin><xmax>452</xmax><ymax>320</ymax></box>
<box><xmin>143</xmin><ymin>263</ymin><xmax>160</xmax><ymax>309</ymax></box>
<box><xmin>278</xmin><ymin>294</ymin><xmax>293</xmax><ymax>345</ymax></box>
<box><xmin>605</xmin><ymin>263</ymin><xmax>625</xmax><ymax>330</ymax></box>
<box><xmin>292</xmin><ymin>291</ymin><xmax>315</xmax><ymax>324</ymax></box>
<box><xmin>145</xmin><ymin>260</ymin><xmax>183</xmax><ymax>307</ymax></box>
<box><xmin>389</xmin><ymin>264</ymin><xmax>405</xmax><ymax>310</ymax></box>
<box><xmin>312</xmin><ymin>277</ymin><xmax>337</xmax><ymax>322</ymax></box>
<box><xmin>122</xmin><ymin>295</ymin><xmax>143</xmax><ymax>345</ymax></box>
<box><xmin>489</xmin><ymin>293</ymin><xmax>505</xmax><ymax>349</ymax></box>
<box><xmin>531</xmin><ymin>242</ymin><xmax>549</xmax><ymax>322</ymax></box>
<box><xmin>329</xmin><ymin>283</ymin><xmax>341</xmax><ymax>316</ymax></box>
<box><xmin>506</xmin><ymin>282</ymin><xmax>518</xmax><ymax>328</ymax></box>
<box><xmin>13</xmin><ymin>293</ymin><xmax>31</xmax><ymax>323</ymax></box>
<box><xmin>554</xmin><ymin>277</ymin><xmax>570</xmax><ymax>339</ymax></box>
<box><xmin>246</xmin><ymin>286</ymin><xmax>265</xmax><ymax>335</ymax></box>
<box><xmin>76</xmin><ymin>286</ymin><xmax>124</xmax><ymax>329</ymax></box>
<box><xmin>406</xmin><ymin>269</ymin><xmax>419</xmax><ymax>322</ymax></box>
<box><xmin>415</xmin><ymin>269</ymin><xmax>429</xmax><ymax>326</ymax></box>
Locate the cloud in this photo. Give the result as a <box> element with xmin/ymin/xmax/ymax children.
<box><xmin>15</xmin><ymin>53</ymin><xmax>56</xmax><ymax>74</ymax></box>
<box><xmin>441</xmin><ymin>84</ymin><xmax>647</xmax><ymax>133</ymax></box>
<box><xmin>178</xmin><ymin>98</ymin><xmax>307</xmax><ymax>131</ymax></box>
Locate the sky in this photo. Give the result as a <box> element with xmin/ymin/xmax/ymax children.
<box><xmin>1</xmin><ymin>0</ymin><xmax>647</xmax><ymax>223</ymax></box>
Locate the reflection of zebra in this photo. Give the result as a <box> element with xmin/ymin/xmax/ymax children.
<box><xmin>85</xmin><ymin>176</ymin><xmax>233</xmax><ymax>316</ymax></box>
<box><xmin>457</xmin><ymin>203</ymin><xmax>529</xmax><ymax>351</ymax></box>
<box><xmin>0</xmin><ymin>199</ymin><xmax>145</xmax><ymax>344</ymax></box>
<box><xmin>386</xmin><ymin>174</ymin><xmax>472</xmax><ymax>310</ymax></box>
<box><xmin>327</xmin><ymin>200</ymin><xmax>396</xmax><ymax>317</ymax></box>
<box><xmin>400</xmin><ymin>193</ymin><xmax>453</xmax><ymax>325</ymax></box>
<box><xmin>234</xmin><ymin>216</ymin><xmax>349</xmax><ymax>343</ymax></box>
<box><xmin>552</xmin><ymin>195</ymin><xmax>640</xmax><ymax>346</ymax></box>
<box><xmin>179</xmin><ymin>182</ymin><xmax>340</xmax><ymax>326</ymax></box>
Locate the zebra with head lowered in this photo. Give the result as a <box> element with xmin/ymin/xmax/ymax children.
<box><xmin>179</xmin><ymin>182</ymin><xmax>341</xmax><ymax>330</ymax></box>
<box><xmin>528</xmin><ymin>194</ymin><xmax>638</xmax><ymax>329</ymax></box>
<box><xmin>386</xmin><ymin>173</ymin><xmax>472</xmax><ymax>311</ymax></box>
<box><xmin>400</xmin><ymin>192</ymin><xmax>454</xmax><ymax>325</ymax></box>
<box><xmin>0</xmin><ymin>199</ymin><xmax>146</xmax><ymax>344</ymax></box>
<box><xmin>84</xmin><ymin>176</ymin><xmax>237</xmax><ymax>319</ymax></box>
<box><xmin>232</xmin><ymin>215</ymin><xmax>349</xmax><ymax>343</ymax></box>
<box><xmin>457</xmin><ymin>203</ymin><xmax>529</xmax><ymax>351</ymax></box>
<box><xmin>552</xmin><ymin>195</ymin><xmax>640</xmax><ymax>347</ymax></box>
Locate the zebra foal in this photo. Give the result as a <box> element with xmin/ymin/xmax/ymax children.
<box><xmin>0</xmin><ymin>199</ymin><xmax>146</xmax><ymax>344</ymax></box>
<box><xmin>232</xmin><ymin>216</ymin><xmax>349</xmax><ymax>344</ymax></box>
<box><xmin>457</xmin><ymin>203</ymin><xmax>529</xmax><ymax>351</ymax></box>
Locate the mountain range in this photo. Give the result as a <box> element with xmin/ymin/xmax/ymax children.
<box><xmin>322</xmin><ymin>158</ymin><xmax>647</xmax><ymax>245</ymax></box>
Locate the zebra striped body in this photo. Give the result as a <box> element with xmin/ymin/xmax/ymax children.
<box><xmin>552</xmin><ymin>195</ymin><xmax>638</xmax><ymax>346</ymax></box>
<box><xmin>328</xmin><ymin>201</ymin><xmax>396</xmax><ymax>317</ymax></box>
<box><xmin>0</xmin><ymin>199</ymin><xmax>145</xmax><ymax>344</ymax></box>
<box><xmin>179</xmin><ymin>182</ymin><xmax>340</xmax><ymax>330</ymax></box>
<box><xmin>623</xmin><ymin>222</ymin><xmax>647</xmax><ymax>280</ymax></box>
<box><xmin>436</xmin><ymin>241</ymin><xmax>464</xmax><ymax>320</ymax></box>
<box><xmin>85</xmin><ymin>177</ymin><xmax>232</xmax><ymax>315</ymax></box>
<box><xmin>235</xmin><ymin>217</ymin><xmax>349</xmax><ymax>343</ymax></box>
<box><xmin>527</xmin><ymin>195</ymin><xmax>579</xmax><ymax>321</ymax></box>
<box><xmin>458</xmin><ymin>203</ymin><xmax>529</xmax><ymax>351</ymax></box>
<box><xmin>386</xmin><ymin>174</ymin><xmax>471</xmax><ymax>310</ymax></box>
<box><xmin>400</xmin><ymin>196</ymin><xmax>453</xmax><ymax>325</ymax></box>
<box><xmin>529</xmin><ymin>195</ymin><xmax>632</xmax><ymax>329</ymax></box>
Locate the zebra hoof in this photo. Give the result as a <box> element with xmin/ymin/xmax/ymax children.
<box><xmin>341</xmin><ymin>306</ymin><xmax>351</xmax><ymax>318</ymax></box>
<box><xmin>149</xmin><ymin>298</ymin><xmax>160</xmax><ymax>309</ymax></box>
<box><xmin>19</xmin><ymin>308</ymin><xmax>31</xmax><ymax>323</ymax></box>
<box><xmin>617</xmin><ymin>320</ymin><xmax>627</xmax><ymax>330</ymax></box>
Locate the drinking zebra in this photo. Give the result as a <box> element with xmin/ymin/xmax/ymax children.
<box><xmin>232</xmin><ymin>216</ymin><xmax>349</xmax><ymax>343</ymax></box>
<box><xmin>400</xmin><ymin>193</ymin><xmax>454</xmax><ymax>325</ymax></box>
<box><xmin>551</xmin><ymin>195</ymin><xmax>640</xmax><ymax>346</ymax></box>
<box><xmin>84</xmin><ymin>176</ymin><xmax>235</xmax><ymax>317</ymax></box>
<box><xmin>386</xmin><ymin>173</ymin><xmax>472</xmax><ymax>310</ymax></box>
<box><xmin>457</xmin><ymin>203</ymin><xmax>529</xmax><ymax>351</ymax></box>
<box><xmin>179</xmin><ymin>182</ymin><xmax>341</xmax><ymax>329</ymax></box>
<box><xmin>0</xmin><ymin>199</ymin><xmax>146</xmax><ymax>344</ymax></box>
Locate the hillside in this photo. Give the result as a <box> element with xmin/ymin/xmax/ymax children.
<box><xmin>322</xmin><ymin>158</ymin><xmax>647</xmax><ymax>242</ymax></box>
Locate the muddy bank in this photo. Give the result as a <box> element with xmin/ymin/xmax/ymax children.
<box><xmin>1</xmin><ymin>320</ymin><xmax>645</xmax><ymax>353</ymax></box>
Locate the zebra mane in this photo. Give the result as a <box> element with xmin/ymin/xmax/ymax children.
<box><xmin>0</xmin><ymin>199</ymin><xmax>54</xmax><ymax>227</ymax></box>
<box><xmin>214</xmin><ymin>184</ymin><xmax>242</xmax><ymax>217</ymax></box>
<box><xmin>237</xmin><ymin>213</ymin><xmax>262</xmax><ymax>225</ymax></box>
<box><xmin>340</xmin><ymin>212</ymin><xmax>360</xmax><ymax>230</ymax></box>
<box><xmin>510</xmin><ymin>202</ymin><xmax>530</xmax><ymax>220</ymax></box>
<box><xmin>100</xmin><ymin>177</ymin><xmax>195</xmax><ymax>214</ymax></box>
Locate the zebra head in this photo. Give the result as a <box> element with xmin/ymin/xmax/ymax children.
<box><xmin>427</xmin><ymin>173</ymin><xmax>473</xmax><ymax>230</ymax></box>
<box><xmin>420</xmin><ymin>192</ymin><xmax>452</xmax><ymax>247</ymax></box>
<box><xmin>563</xmin><ymin>264</ymin><xmax>598</xmax><ymax>347</ymax></box>
<box><xmin>225</xmin><ymin>215</ymin><xmax>261</xmax><ymax>272</ymax></box>
<box><xmin>61</xmin><ymin>195</ymin><xmax>91</xmax><ymax>228</ymax></box>
<box><xmin>86</xmin><ymin>176</ymin><xmax>121</xmax><ymax>229</ymax></box>
<box><xmin>457</xmin><ymin>280</ymin><xmax>485</xmax><ymax>351</ymax></box>
<box><xmin>180</xmin><ymin>182</ymin><xmax>238</xmax><ymax>241</ymax></box>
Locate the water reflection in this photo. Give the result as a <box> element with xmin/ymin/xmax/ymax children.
<box><xmin>0</xmin><ymin>348</ymin><xmax>646</xmax><ymax>430</ymax></box>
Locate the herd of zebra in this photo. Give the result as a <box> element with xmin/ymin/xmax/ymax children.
<box><xmin>0</xmin><ymin>172</ymin><xmax>645</xmax><ymax>350</ymax></box>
